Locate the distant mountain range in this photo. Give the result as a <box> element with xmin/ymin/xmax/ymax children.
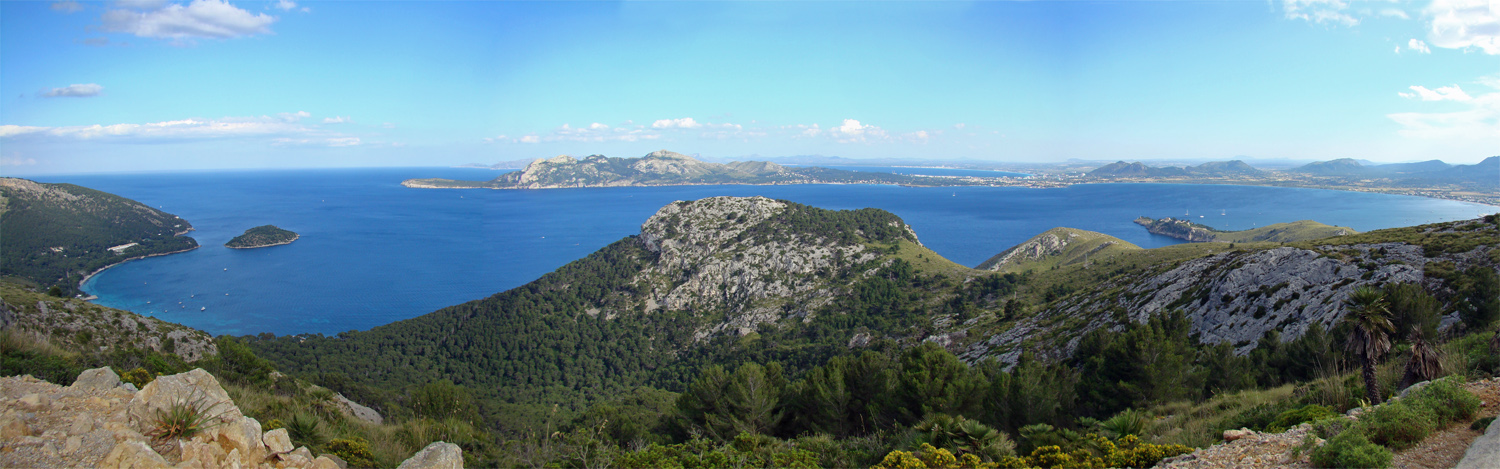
<box><xmin>1088</xmin><ymin>156</ymin><xmax>1497</xmax><ymax>188</ymax></box>
<box><xmin>1087</xmin><ymin>160</ymin><xmax>1263</xmax><ymax>178</ymax></box>
<box><xmin>406</xmin><ymin>150</ymin><xmax>988</xmax><ymax>189</ymax></box>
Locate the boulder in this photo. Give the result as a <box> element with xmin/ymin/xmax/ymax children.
<box><xmin>18</xmin><ymin>393</ymin><xmax>51</xmax><ymax>410</ymax></box>
<box><xmin>211</xmin><ymin>415</ymin><xmax>267</xmax><ymax>466</ymax></box>
<box><xmin>311</xmin><ymin>456</ymin><xmax>343</xmax><ymax>469</ymax></box>
<box><xmin>100</xmin><ymin>440</ymin><xmax>170</xmax><ymax>469</ymax></box>
<box><xmin>397</xmin><ymin>441</ymin><xmax>464</xmax><ymax>469</ymax></box>
<box><xmin>72</xmin><ymin>367</ymin><xmax>123</xmax><ymax>392</ymax></box>
<box><xmin>264</xmin><ymin>428</ymin><xmax>294</xmax><ymax>454</ymax></box>
<box><xmin>1</xmin><ymin>415</ymin><xmax>32</xmax><ymax>438</ymax></box>
<box><xmin>1222</xmin><ymin>428</ymin><xmax>1255</xmax><ymax>441</ymax></box>
<box><xmin>126</xmin><ymin>369</ymin><xmax>241</xmax><ymax>432</ymax></box>
<box><xmin>333</xmin><ymin>393</ymin><xmax>383</xmax><ymax>425</ymax></box>
<box><xmin>1456</xmin><ymin>416</ymin><xmax>1500</xmax><ymax>469</ymax></box>
<box><xmin>1397</xmin><ymin>380</ymin><xmax>1431</xmax><ymax>399</ymax></box>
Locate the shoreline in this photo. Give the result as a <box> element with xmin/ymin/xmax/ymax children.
<box><xmin>77</xmin><ymin>244</ymin><xmax>201</xmax><ymax>294</ymax></box>
<box><xmin>402</xmin><ymin>177</ymin><xmax>1497</xmax><ymax>207</ymax></box>
<box><xmin>225</xmin><ymin>234</ymin><xmax>300</xmax><ymax>249</ymax></box>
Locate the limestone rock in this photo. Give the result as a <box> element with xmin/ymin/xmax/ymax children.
<box><xmin>100</xmin><ymin>440</ymin><xmax>171</xmax><ymax>469</ymax></box>
<box><xmin>263</xmin><ymin>428</ymin><xmax>293</xmax><ymax>454</ymax></box>
<box><xmin>72</xmin><ymin>367</ymin><xmax>123</xmax><ymax>392</ymax></box>
<box><xmin>332</xmin><ymin>393</ymin><xmax>382</xmax><ymax>425</ymax></box>
<box><xmin>311</xmin><ymin>456</ymin><xmax>342</xmax><ymax>469</ymax></box>
<box><xmin>211</xmin><ymin>416</ymin><xmax>267</xmax><ymax>466</ymax></box>
<box><xmin>19</xmin><ymin>392</ymin><xmax>51</xmax><ymax>410</ymax></box>
<box><xmin>1223</xmin><ymin>428</ymin><xmax>1256</xmax><ymax>441</ymax></box>
<box><xmin>397</xmin><ymin>441</ymin><xmax>463</xmax><ymax>469</ymax></box>
<box><xmin>1</xmin><ymin>415</ymin><xmax>32</xmax><ymax>438</ymax></box>
<box><xmin>128</xmin><ymin>369</ymin><xmax>242</xmax><ymax>433</ymax></box>
<box><xmin>1455</xmin><ymin>415</ymin><xmax>1500</xmax><ymax>469</ymax></box>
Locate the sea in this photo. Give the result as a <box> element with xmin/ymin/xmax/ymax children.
<box><xmin>39</xmin><ymin>167</ymin><xmax>1494</xmax><ymax>337</ymax></box>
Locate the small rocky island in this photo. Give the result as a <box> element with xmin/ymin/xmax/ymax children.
<box><xmin>1135</xmin><ymin>216</ymin><xmax>1356</xmax><ymax>243</ymax></box>
<box><xmin>225</xmin><ymin>225</ymin><xmax>299</xmax><ymax>249</ymax></box>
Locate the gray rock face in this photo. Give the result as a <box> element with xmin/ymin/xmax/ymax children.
<box><xmin>69</xmin><ymin>367</ymin><xmax>121</xmax><ymax>392</ymax></box>
<box><xmin>635</xmin><ymin>196</ymin><xmax>883</xmax><ymax>339</ymax></box>
<box><xmin>978</xmin><ymin>232</ymin><xmax>1075</xmax><ymax>271</ymax></box>
<box><xmin>398</xmin><ymin>441</ymin><xmax>464</xmax><ymax>469</ymax></box>
<box><xmin>1456</xmin><ymin>409</ymin><xmax>1500</xmax><ymax>469</ymax></box>
<box><xmin>333</xmin><ymin>392</ymin><xmax>383</xmax><ymax>425</ymax></box>
<box><xmin>965</xmin><ymin>239</ymin><xmax>1496</xmax><ymax>366</ymax></box>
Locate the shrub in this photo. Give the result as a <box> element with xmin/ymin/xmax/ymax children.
<box><xmin>326</xmin><ymin>437</ymin><xmax>377</xmax><ymax>469</ymax></box>
<box><xmin>1310</xmin><ymin>430</ymin><xmax>1391</xmax><ymax>468</ymax></box>
<box><xmin>1267</xmin><ymin>404</ymin><xmax>1338</xmax><ymax>432</ymax></box>
<box><xmin>143</xmin><ymin>390</ymin><xmax>231</xmax><ymax>443</ymax></box>
<box><xmin>120</xmin><ymin>367</ymin><xmax>154</xmax><ymax>388</ymax></box>
<box><xmin>1309</xmin><ymin>416</ymin><xmax>1353</xmax><ymax>439</ymax></box>
<box><xmin>1100</xmin><ymin>409</ymin><xmax>1151</xmax><ymax>439</ymax></box>
<box><xmin>1403</xmin><ymin>377</ymin><xmax>1480</xmax><ymax>427</ymax></box>
<box><xmin>1219</xmin><ymin>402</ymin><xmax>1287</xmax><ymax>433</ymax></box>
<box><xmin>284</xmin><ymin>412</ymin><xmax>326</xmax><ymax>450</ymax></box>
<box><xmin>1358</xmin><ymin>402</ymin><xmax>1434</xmax><ymax>450</ymax></box>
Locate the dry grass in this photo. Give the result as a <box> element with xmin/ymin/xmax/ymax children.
<box><xmin>1142</xmin><ymin>384</ymin><xmax>1297</xmax><ymax>449</ymax></box>
<box><xmin>223</xmin><ymin>382</ymin><xmax>418</xmax><ymax>467</ymax></box>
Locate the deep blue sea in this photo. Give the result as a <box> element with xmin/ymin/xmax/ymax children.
<box><xmin>40</xmin><ymin>167</ymin><xmax>1494</xmax><ymax>336</ymax></box>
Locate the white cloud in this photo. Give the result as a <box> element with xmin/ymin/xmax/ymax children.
<box><xmin>1398</xmin><ymin>84</ymin><xmax>1473</xmax><ymax>101</ymax></box>
<box><xmin>1380</xmin><ymin>8</ymin><xmax>1411</xmax><ymax>19</ymax></box>
<box><xmin>953</xmin><ymin>123</ymin><xmax>966</xmax><ymax>130</ymax></box>
<box><xmin>800</xmin><ymin>124</ymin><xmax>822</xmax><ymax>137</ymax></box>
<box><xmin>51</xmin><ymin>1</ymin><xmax>84</xmax><ymax>13</ymax></box>
<box><xmin>277</xmin><ymin>110</ymin><xmax>311</xmax><ymax>122</ymax></box>
<box><xmin>1283</xmin><ymin>0</ymin><xmax>1358</xmax><ymax>26</ymax></box>
<box><xmin>43</xmin><ymin>83</ymin><xmax>103</xmax><ymax>97</ymax></box>
<box><xmin>588</xmin><ymin>122</ymin><xmax>609</xmax><ymax>130</ymax></box>
<box><xmin>0</xmin><ymin>113</ymin><xmax>358</xmax><ymax>147</ymax></box>
<box><xmin>651</xmin><ymin>117</ymin><xmax>701</xmax><ymax>129</ymax></box>
<box><xmin>1</xmin><ymin>154</ymin><xmax>38</xmax><ymax>166</ymax></box>
<box><xmin>273</xmin><ymin>0</ymin><xmax>296</xmax><ymax>11</ymax></box>
<box><xmin>322</xmin><ymin>116</ymin><xmax>350</xmax><ymax>124</ymax></box>
<box><xmin>1389</xmin><ymin>83</ymin><xmax>1500</xmax><ymax>140</ymax></box>
<box><xmin>518</xmin><ymin>135</ymin><xmax>541</xmax><ymax>143</ymax></box>
<box><xmin>103</xmin><ymin>0</ymin><xmax>276</xmax><ymax>40</ymax></box>
<box><xmin>116</xmin><ymin>0</ymin><xmax>170</xmax><ymax>9</ymax></box>
<box><xmin>1408</xmin><ymin>38</ymin><xmax>1433</xmax><ymax>53</ymax></box>
<box><xmin>1426</xmin><ymin>0</ymin><xmax>1500</xmax><ymax>54</ymax></box>
<box><xmin>829</xmin><ymin>119</ymin><xmax>890</xmax><ymax>142</ymax></box>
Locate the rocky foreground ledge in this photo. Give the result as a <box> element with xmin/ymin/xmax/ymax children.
<box><xmin>0</xmin><ymin>368</ymin><xmax>461</xmax><ymax>469</ymax></box>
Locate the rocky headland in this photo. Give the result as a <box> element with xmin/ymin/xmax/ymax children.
<box><xmin>1134</xmin><ymin>217</ymin><xmax>1357</xmax><ymax>244</ymax></box>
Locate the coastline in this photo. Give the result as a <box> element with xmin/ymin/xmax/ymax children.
<box><xmin>225</xmin><ymin>234</ymin><xmax>300</xmax><ymax>249</ymax></box>
<box><xmin>77</xmin><ymin>244</ymin><xmax>200</xmax><ymax>297</ymax></box>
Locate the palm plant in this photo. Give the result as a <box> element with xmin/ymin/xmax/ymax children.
<box><xmin>1398</xmin><ymin>327</ymin><xmax>1442</xmax><ymax>391</ymax></box>
<box><xmin>1343</xmin><ymin>287</ymin><xmax>1394</xmax><ymax>404</ymax></box>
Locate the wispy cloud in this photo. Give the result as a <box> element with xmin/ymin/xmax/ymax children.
<box><xmin>0</xmin><ymin>113</ymin><xmax>360</xmax><ymax>147</ymax></box>
<box><xmin>102</xmin><ymin>0</ymin><xmax>276</xmax><ymax>40</ymax></box>
<box><xmin>1426</xmin><ymin>0</ymin><xmax>1500</xmax><ymax>54</ymax></box>
<box><xmin>322</xmin><ymin>116</ymin><xmax>351</xmax><ymax>124</ymax></box>
<box><xmin>42</xmin><ymin>83</ymin><xmax>103</xmax><ymax>98</ymax></box>
<box><xmin>1398</xmin><ymin>84</ymin><xmax>1473</xmax><ymax>101</ymax></box>
<box><xmin>651</xmin><ymin>117</ymin><xmax>701</xmax><ymax>129</ymax></box>
<box><xmin>1282</xmin><ymin>0</ymin><xmax>1358</xmax><ymax>26</ymax></box>
<box><xmin>50</xmin><ymin>1</ymin><xmax>83</xmax><ymax>13</ymax></box>
<box><xmin>1389</xmin><ymin>80</ymin><xmax>1500</xmax><ymax>140</ymax></box>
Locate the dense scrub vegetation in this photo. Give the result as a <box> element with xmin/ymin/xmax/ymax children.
<box><xmin>224</xmin><ymin>224</ymin><xmax>298</xmax><ymax>248</ymax></box>
<box><xmin>1</xmin><ymin>178</ymin><xmax>197</xmax><ymax>295</ymax></box>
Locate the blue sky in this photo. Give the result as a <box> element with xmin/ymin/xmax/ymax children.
<box><xmin>2</xmin><ymin>0</ymin><xmax>1497</xmax><ymax>174</ymax></box>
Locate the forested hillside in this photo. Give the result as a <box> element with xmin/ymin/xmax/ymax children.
<box><xmin>0</xmin><ymin>178</ymin><xmax>197</xmax><ymax>295</ymax></box>
<box><xmin>246</xmin><ymin>198</ymin><xmax>1500</xmax><ymax>467</ymax></box>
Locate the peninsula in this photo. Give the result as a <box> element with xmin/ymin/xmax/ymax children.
<box><xmin>225</xmin><ymin>225</ymin><xmax>299</xmax><ymax>249</ymax></box>
<box><xmin>1135</xmin><ymin>216</ymin><xmax>1357</xmax><ymax>243</ymax></box>
<box><xmin>402</xmin><ymin>150</ymin><xmax>1016</xmax><ymax>189</ymax></box>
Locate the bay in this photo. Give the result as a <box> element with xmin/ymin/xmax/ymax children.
<box><xmin>40</xmin><ymin>168</ymin><xmax>1494</xmax><ymax>336</ymax></box>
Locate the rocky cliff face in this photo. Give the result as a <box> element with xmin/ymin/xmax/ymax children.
<box><xmin>962</xmin><ymin>218</ymin><xmax>1499</xmax><ymax>365</ymax></box>
<box><xmin>977</xmin><ymin>227</ymin><xmax>1138</xmax><ymax>272</ymax></box>
<box><xmin>0</xmin><ymin>368</ymin><xmax>457</xmax><ymax>469</ymax></box>
<box><xmin>633</xmin><ymin>196</ymin><xmax>888</xmax><ymax>339</ymax></box>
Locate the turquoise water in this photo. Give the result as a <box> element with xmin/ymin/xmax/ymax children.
<box><xmin>40</xmin><ymin>168</ymin><xmax>1494</xmax><ymax>336</ymax></box>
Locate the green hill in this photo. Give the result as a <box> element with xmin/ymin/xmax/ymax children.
<box><xmin>225</xmin><ymin>225</ymin><xmax>299</xmax><ymax>248</ymax></box>
<box><xmin>0</xmin><ymin>178</ymin><xmax>198</xmax><ymax>295</ymax></box>
<box><xmin>976</xmin><ymin>227</ymin><xmax>1142</xmax><ymax>273</ymax></box>
<box><xmin>1135</xmin><ymin>216</ymin><xmax>1357</xmax><ymax>243</ymax></box>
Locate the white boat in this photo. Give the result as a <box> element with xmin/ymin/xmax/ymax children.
<box><xmin>200</xmin><ymin>307</ymin><xmax>205</xmax><ymax>311</ymax></box>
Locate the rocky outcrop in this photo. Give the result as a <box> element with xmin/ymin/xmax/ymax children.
<box><xmin>1456</xmin><ymin>412</ymin><xmax>1499</xmax><ymax>469</ymax></box>
<box><xmin>965</xmin><ymin>230</ymin><xmax>1497</xmax><ymax>365</ymax></box>
<box><xmin>0</xmin><ymin>368</ymin><xmax>460</xmax><ymax>469</ymax></box>
<box><xmin>634</xmin><ymin>196</ymin><xmax>885</xmax><ymax>339</ymax></box>
<box><xmin>1135</xmin><ymin>217</ymin><xmax>1217</xmax><ymax>242</ymax></box>
<box><xmin>977</xmin><ymin>227</ymin><xmax>1139</xmax><ymax>272</ymax></box>
<box><xmin>332</xmin><ymin>393</ymin><xmax>382</xmax><ymax>425</ymax></box>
